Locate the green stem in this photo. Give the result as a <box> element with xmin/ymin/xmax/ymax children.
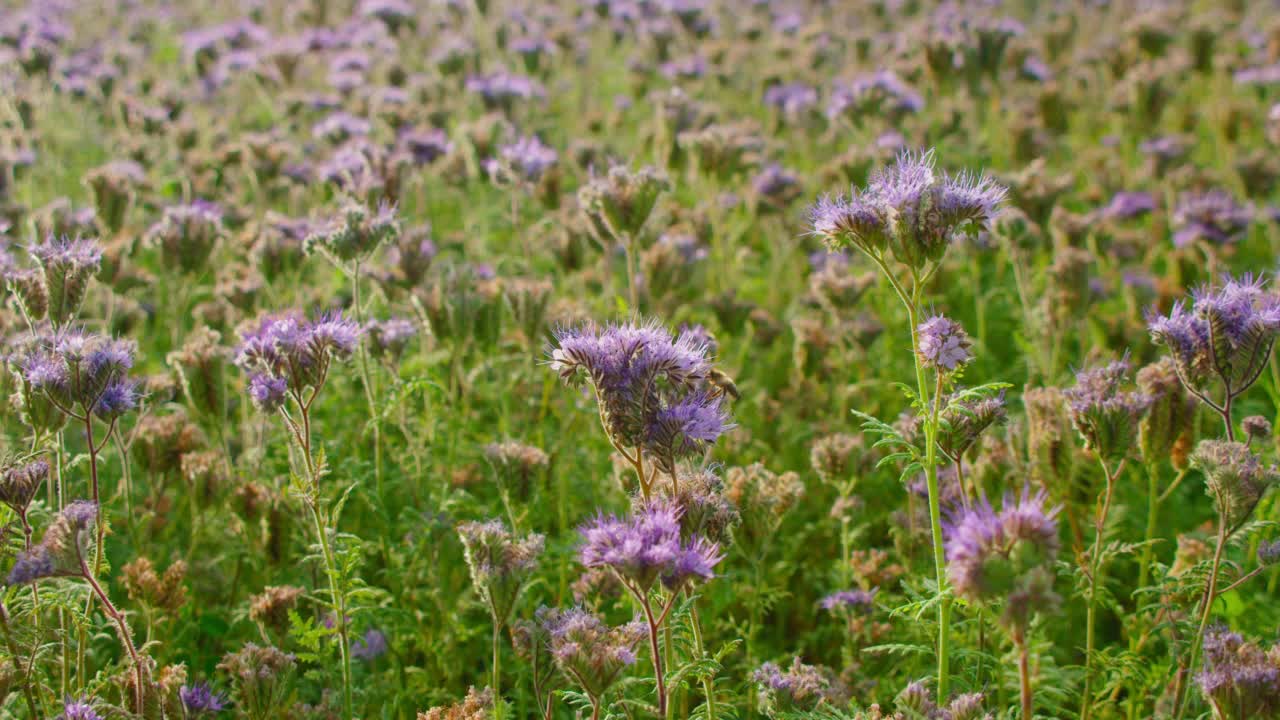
<box><xmin>905</xmin><ymin>281</ymin><xmax>952</xmax><ymax>699</ymax></box>
<box><xmin>1016</xmin><ymin>629</ymin><xmax>1033</xmax><ymax>720</ymax></box>
<box><xmin>352</xmin><ymin>261</ymin><xmax>383</xmax><ymax>498</ymax></box>
<box><xmin>0</xmin><ymin>599</ymin><xmax>41</xmax><ymax>719</ymax></box>
<box><xmin>492</xmin><ymin>620</ymin><xmax>502</xmax><ymax>715</ymax></box>
<box><xmin>308</xmin><ymin>500</ymin><xmax>354</xmax><ymax>720</ymax></box>
<box><xmin>1173</xmin><ymin>516</ymin><xmax>1228</xmax><ymax>720</ymax></box>
<box><xmin>1137</xmin><ymin>463</ymin><xmax>1161</xmax><ymax>592</ymax></box>
<box><xmin>689</xmin><ymin>602</ymin><xmax>716</xmax><ymax>720</ymax></box>
<box><xmin>1082</xmin><ymin>457</ymin><xmax>1120</xmax><ymax>720</ymax></box>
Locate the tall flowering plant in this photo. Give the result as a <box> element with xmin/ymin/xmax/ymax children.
<box><xmin>235</xmin><ymin>310</ymin><xmax>363</xmax><ymax>720</ymax></box>
<box><xmin>809</xmin><ymin>149</ymin><xmax>1006</xmax><ymax>697</ymax></box>
<box><xmin>1149</xmin><ymin>275</ymin><xmax>1280</xmax><ymax>719</ymax></box>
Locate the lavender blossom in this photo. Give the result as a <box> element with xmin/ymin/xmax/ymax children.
<box><xmin>579</xmin><ymin>501</ymin><xmax>723</xmax><ymax>592</ymax></box>
<box><xmin>1064</xmin><ymin>359</ymin><xmax>1152</xmax><ymax>461</ymax></box>
<box><xmin>179</xmin><ymin>682</ymin><xmax>227</xmax><ymax>715</ymax></box>
<box><xmin>236</xmin><ymin>312</ymin><xmax>363</xmax><ymax>400</ymax></box>
<box><xmin>809</xmin><ymin>150</ymin><xmax>1005</xmax><ymax>269</ymax></box>
<box><xmin>917</xmin><ymin>315</ymin><xmax>974</xmax><ymax>371</ymax></box>
<box><xmin>1149</xmin><ymin>274</ymin><xmax>1280</xmax><ymax>401</ymax></box>
<box><xmin>1173</xmin><ymin>191</ymin><xmax>1252</xmax><ymax>248</ymax></box>
<box><xmin>945</xmin><ymin>490</ymin><xmax>1060</xmax><ymax>629</ymax></box>
<box><xmin>541</xmin><ymin>606</ymin><xmax>644</xmax><ymax>702</ymax></box>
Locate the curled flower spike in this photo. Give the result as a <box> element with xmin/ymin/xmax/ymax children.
<box><xmin>27</xmin><ymin>235</ymin><xmax>102</xmax><ymax>325</ymax></box>
<box><xmin>549</xmin><ymin>319</ymin><xmax>733</xmax><ymax>496</ymax></box>
<box><xmin>1064</xmin><ymin>359</ymin><xmax>1152</xmax><ymax>462</ymax></box>
<box><xmin>1149</xmin><ymin>274</ymin><xmax>1280</xmax><ymax>409</ymax></box>
<box><xmin>235</xmin><ymin>311</ymin><xmax>363</xmax><ymax>404</ymax></box>
<box><xmin>7</xmin><ymin>500</ymin><xmax>98</xmax><ymax>585</ymax></box>
<box><xmin>146</xmin><ymin>200</ymin><xmax>224</xmax><ymax>274</ymax></box>
<box><xmin>541</xmin><ymin>606</ymin><xmax>644</xmax><ymax>703</ymax></box>
<box><xmin>304</xmin><ymin>200</ymin><xmax>400</xmax><ymax>263</ymax></box>
<box><xmin>753</xmin><ymin>658</ymin><xmax>850</xmax><ymax>716</ymax></box>
<box><xmin>577</xmin><ymin>165</ymin><xmax>670</xmax><ymax>240</ymax></box>
<box><xmin>1190</xmin><ymin>441</ymin><xmax>1279</xmax><ymax>533</ymax></box>
<box><xmin>1197</xmin><ymin>627</ymin><xmax>1280</xmax><ymax>719</ymax></box>
<box><xmin>809</xmin><ymin>149</ymin><xmax>1005</xmax><ymax>270</ymax></box>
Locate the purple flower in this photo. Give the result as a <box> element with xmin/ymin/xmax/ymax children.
<box><xmin>351</xmin><ymin>629</ymin><xmax>388</xmax><ymax>661</ymax></box>
<box><xmin>550</xmin><ymin>320</ymin><xmax>725</xmax><ymax>456</ymax></box>
<box><xmin>540</xmin><ymin>606</ymin><xmax>644</xmax><ymax>701</ymax></box>
<box><xmin>7</xmin><ymin>544</ymin><xmax>55</xmax><ymax>585</ymax></box>
<box><xmin>489</xmin><ymin>135</ymin><xmax>558</xmax><ymax>184</ymax></box>
<box><xmin>1100</xmin><ymin>191</ymin><xmax>1156</xmax><ymax>222</ymax></box>
<box><xmin>808</xmin><ymin>150</ymin><xmax>1005</xmax><ymax>268</ymax></box>
<box><xmin>1064</xmin><ymin>359</ymin><xmax>1151</xmax><ymax>461</ymax></box>
<box><xmin>819</xmin><ymin>588</ymin><xmax>877</xmax><ymax>612</ymax></box>
<box><xmin>61</xmin><ymin>698</ymin><xmax>103</xmax><ymax>720</ymax></box>
<box><xmin>644</xmin><ymin>391</ymin><xmax>733</xmax><ymax>473</ymax></box>
<box><xmin>1172</xmin><ymin>190</ymin><xmax>1252</xmax><ymax>248</ymax></box>
<box><xmin>236</xmin><ymin>312</ymin><xmax>364</xmax><ymax>398</ymax></box>
<box><xmin>247</xmin><ymin>373</ymin><xmax>287</xmax><ymax>413</ymax></box>
<box><xmin>1149</xmin><ymin>274</ymin><xmax>1280</xmax><ymax>399</ymax></box>
<box><xmin>179</xmin><ymin>682</ymin><xmax>227</xmax><ymax>714</ymax></box>
<box><xmin>945</xmin><ymin>489</ymin><xmax>1060</xmax><ymax>627</ymax></box>
<box><xmin>753</xmin><ymin>658</ymin><xmax>848</xmax><ymax>713</ymax></box>
<box><xmin>578</xmin><ymin>501</ymin><xmax>722</xmax><ymax>592</ymax></box>
<box><xmin>92</xmin><ymin>379</ymin><xmax>139</xmax><ymax>421</ymax></box>
<box><xmin>916</xmin><ymin>315</ymin><xmax>973</xmax><ymax>371</ymax></box>
<box><xmin>1197</xmin><ymin>626</ymin><xmax>1280</xmax><ymax>718</ymax></box>
<box><xmin>763</xmin><ymin>83</ymin><xmax>818</xmax><ymax>117</ymax></box>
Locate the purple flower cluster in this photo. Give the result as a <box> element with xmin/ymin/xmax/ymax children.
<box><xmin>179</xmin><ymin>682</ymin><xmax>227</xmax><ymax>715</ymax></box>
<box><xmin>487</xmin><ymin>135</ymin><xmax>558</xmax><ymax>184</ymax></box>
<box><xmin>235</xmin><ymin>311</ymin><xmax>363</xmax><ymax>411</ymax></box>
<box><xmin>917</xmin><ymin>315</ymin><xmax>973</xmax><ymax>372</ymax></box>
<box><xmin>351</xmin><ymin>629</ymin><xmax>389</xmax><ymax>661</ymax></box>
<box><xmin>945</xmin><ymin>490</ymin><xmax>1060</xmax><ymax>628</ymax></box>
<box><xmin>1197</xmin><ymin>627</ymin><xmax>1280</xmax><ymax>719</ymax></box>
<box><xmin>540</xmin><ymin>606</ymin><xmax>644</xmax><ymax>702</ymax></box>
<box><xmin>753</xmin><ymin>658</ymin><xmax>849</xmax><ymax>714</ymax></box>
<box><xmin>550</xmin><ymin>320</ymin><xmax>732</xmax><ymax>475</ymax></box>
<box><xmin>1172</xmin><ymin>190</ymin><xmax>1252</xmax><ymax>248</ymax></box>
<box><xmin>819</xmin><ymin>588</ymin><xmax>877</xmax><ymax>613</ymax></box>
<box><xmin>11</xmin><ymin>328</ymin><xmax>138</xmax><ymax>428</ymax></box>
<box><xmin>579</xmin><ymin>501</ymin><xmax>723</xmax><ymax>593</ymax></box>
<box><xmin>1063</xmin><ymin>359</ymin><xmax>1152</xmax><ymax>461</ymax></box>
<box><xmin>1149</xmin><ymin>274</ymin><xmax>1280</xmax><ymax>401</ymax></box>
<box><xmin>809</xmin><ymin>149</ymin><xmax>1006</xmax><ymax>269</ymax></box>
<box><xmin>61</xmin><ymin>698</ymin><xmax>103</xmax><ymax>720</ymax></box>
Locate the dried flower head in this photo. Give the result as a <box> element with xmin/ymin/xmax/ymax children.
<box><xmin>810</xmin><ymin>433</ymin><xmax>863</xmax><ymax>485</ymax></box>
<box><xmin>417</xmin><ymin>686</ymin><xmax>495</xmax><ymax>720</ymax></box>
<box><xmin>642</xmin><ymin>463</ymin><xmax>740</xmax><ymax>546</ymax></box>
<box><xmin>122</xmin><ymin>557</ymin><xmax>189</xmax><ymax>615</ymax></box>
<box><xmin>0</xmin><ymin>457</ymin><xmax>48</xmax><ymax>513</ymax></box>
<box><xmin>483</xmin><ymin>440</ymin><xmax>550</xmax><ymax>499</ymax></box>
<box><xmin>725</xmin><ymin>463</ymin><xmax>804</xmax><ymax>554</ymax></box>
<box><xmin>249</xmin><ymin>585</ymin><xmax>305</xmax><ymax>634</ymax></box>
<box><xmin>1136</xmin><ymin>357</ymin><xmax>1196</xmax><ymax>466</ymax></box>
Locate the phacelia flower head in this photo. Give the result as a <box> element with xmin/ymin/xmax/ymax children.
<box><xmin>1190</xmin><ymin>440</ymin><xmax>1279</xmax><ymax>533</ymax></box>
<box><xmin>351</xmin><ymin>629</ymin><xmax>388</xmax><ymax>661</ymax></box>
<box><xmin>1136</xmin><ymin>357</ymin><xmax>1196</xmax><ymax>466</ymax></box>
<box><xmin>487</xmin><ymin>135</ymin><xmax>558</xmax><ymax>185</ymax></box>
<box><xmin>7</xmin><ymin>500</ymin><xmax>98</xmax><ymax>585</ymax></box>
<box><xmin>917</xmin><ymin>315</ymin><xmax>974</xmax><ymax>372</ymax></box>
<box><xmin>1172</xmin><ymin>190</ymin><xmax>1252</xmax><ymax>248</ymax></box>
<box><xmin>578</xmin><ymin>500</ymin><xmax>723</xmax><ymax>593</ymax></box>
<box><xmin>457</xmin><ymin>520</ymin><xmax>544</xmax><ymax>625</ymax></box>
<box><xmin>937</xmin><ymin>390</ymin><xmax>1007</xmax><ymax>461</ymax></box>
<box><xmin>304</xmin><ymin>200</ymin><xmax>400</xmax><ymax>263</ymax></box>
<box><xmin>541</xmin><ymin>606</ymin><xmax>644</xmax><ymax>702</ymax></box>
<box><xmin>1197</xmin><ymin>626</ymin><xmax>1280</xmax><ymax>720</ymax></box>
<box><xmin>0</xmin><ymin>458</ymin><xmax>48</xmax><ymax>513</ymax></box>
<box><xmin>945</xmin><ymin>489</ymin><xmax>1061</xmax><ymax>629</ymax></box>
<box><xmin>10</xmin><ymin>329</ymin><xmax>136</xmax><ymax>428</ymax></box>
<box><xmin>577</xmin><ymin>165</ymin><xmax>670</xmax><ymax>240</ymax></box>
<box><xmin>753</xmin><ymin>658</ymin><xmax>850</xmax><ymax>716</ymax></box>
<box><xmin>550</xmin><ymin>320</ymin><xmax>732</xmax><ymax>475</ymax></box>
<box><xmin>61</xmin><ymin>698</ymin><xmax>104</xmax><ymax>720</ymax></box>
<box><xmin>1063</xmin><ymin>358</ymin><xmax>1152</xmax><ymax>462</ymax></box>
<box><xmin>809</xmin><ymin>150</ymin><xmax>1006</xmax><ymax>270</ymax></box>
<box><xmin>1149</xmin><ymin>274</ymin><xmax>1280</xmax><ymax>401</ymax></box>
<box><xmin>179</xmin><ymin>682</ymin><xmax>227</xmax><ymax>715</ymax></box>
<box><xmin>27</xmin><ymin>235</ymin><xmax>102</xmax><ymax>325</ymax></box>
<box><xmin>145</xmin><ymin>200</ymin><xmax>224</xmax><ymax>275</ymax></box>
<box><xmin>819</xmin><ymin>588</ymin><xmax>878</xmax><ymax>613</ymax></box>
<box><xmin>235</xmin><ymin>311</ymin><xmax>363</xmax><ymax>401</ymax></box>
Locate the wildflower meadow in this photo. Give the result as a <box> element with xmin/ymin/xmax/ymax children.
<box><xmin>3</xmin><ymin>1</ymin><xmax>1280</xmax><ymax>719</ymax></box>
